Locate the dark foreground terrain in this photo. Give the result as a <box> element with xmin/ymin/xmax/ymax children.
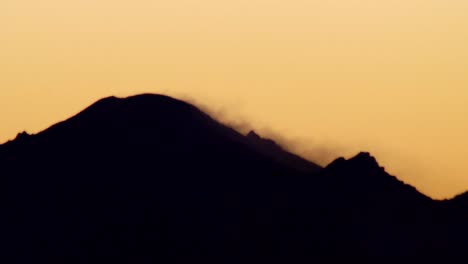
<box><xmin>1</xmin><ymin>94</ymin><xmax>467</xmax><ymax>263</ymax></box>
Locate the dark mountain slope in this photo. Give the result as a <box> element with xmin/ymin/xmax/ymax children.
<box><xmin>0</xmin><ymin>94</ymin><xmax>322</xmax><ymax>262</ymax></box>
<box><xmin>246</xmin><ymin>130</ymin><xmax>321</xmax><ymax>173</ymax></box>
<box><xmin>0</xmin><ymin>94</ymin><xmax>464</xmax><ymax>263</ymax></box>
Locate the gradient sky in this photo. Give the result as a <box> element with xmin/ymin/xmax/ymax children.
<box><xmin>1</xmin><ymin>0</ymin><xmax>468</xmax><ymax>199</ymax></box>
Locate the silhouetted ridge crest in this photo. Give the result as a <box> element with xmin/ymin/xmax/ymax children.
<box><xmin>246</xmin><ymin>130</ymin><xmax>321</xmax><ymax>173</ymax></box>
<box><xmin>15</xmin><ymin>131</ymin><xmax>30</xmax><ymax>140</ymax></box>
<box><xmin>72</xmin><ymin>94</ymin><xmax>200</xmax><ymax>123</ymax></box>
<box><xmin>16</xmin><ymin>94</ymin><xmax>321</xmax><ymax>173</ymax></box>
<box><xmin>246</xmin><ymin>130</ymin><xmax>261</xmax><ymax>140</ymax></box>
<box><xmin>448</xmin><ymin>191</ymin><xmax>468</xmax><ymax>206</ymax></box>
<box><xmin>0</xmin><ymin>93</ymin><xmax>453</xmax><ymax>262</ymax></box>
<box><xmin>246</xmin><ymin>130</ymin><xmax>279</xmax><ymax>148</ymax></box>
<box><xmin>324</xmin><ymin>152</ymin><xmax>431</xmax><ymax>206</ymax></box>
<box><xmin>30</xmin><ymin>94</ymin><xmax>226</xmax><ymax>146</ymax></box>
<box><xmin>349</xmin><ymin>152</ymin><xmax>379</xmax><ymax>168</ymax></box>
<box><xmin>327</xmin><ymin>152</ymin><xmax>383</xmax><ymax>174</ymax></box>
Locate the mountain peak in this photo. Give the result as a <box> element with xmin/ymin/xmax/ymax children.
<box><xmin>349</xmin><ymin>152</ymin><xmax>380</xmax><ymax>169</ymax></box>
<box><xmin>247</xmin><ymin>130</ymin><xmax>261</xmax><ymax>140</ymax></box>
<box><xmin>34</xmin><ymin>93</ymin><xmax>210</xmax><ymax>142</ymax></box>
<box><xmin>15</xmin><ymin>131</ymin><xmax>31</xmax><ymax>140</ymax></box>
<box><xmin>325</xmin><ymin>151</ymin><xmax>386</xmax><ymax>180</ymax></box>
<box><xmin>82</xmin><ymin>94</ymin><xmax>194</xmax><ymax>116</ymax></box>
<box><xmin>0</xmin><ymin>93</ymin><xmax>448</xmax><ymax>260</ymax></box>
<box><xmin>10</xmin><ymin>93</ymin><xmax>321</xmax><ymax>173</ymax></box>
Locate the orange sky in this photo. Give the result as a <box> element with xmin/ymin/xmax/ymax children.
<box><xmin>1</xmin><ymin>0</ymin><xmax>468</xmax><ymax>199</ymax></box>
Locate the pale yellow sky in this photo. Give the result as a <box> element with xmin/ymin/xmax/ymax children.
<box><xmin>1</xmin><ymin>0</ymin><xmax>468</xmax><ymax>199</ymax></box>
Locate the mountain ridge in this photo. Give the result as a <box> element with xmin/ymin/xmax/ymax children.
<box><xmin>0</xmin><ymin>94</ymin><xmax>441</xmax><ymax>201</ymax></box>
<box><xmin>0</xmin><ymin>93</ymin><xmax>466</xmax><ymax>262</ymax></box>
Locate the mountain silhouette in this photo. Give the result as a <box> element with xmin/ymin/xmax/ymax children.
<box><xmin>0</xmin><ymin>94</ymin><xmax>466</xmax><ymax>263</ymax></box>
<box><xmin>245</xmin><ymin>130</ymin><xmax>321</xmax><ymax>173</ymax></box>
